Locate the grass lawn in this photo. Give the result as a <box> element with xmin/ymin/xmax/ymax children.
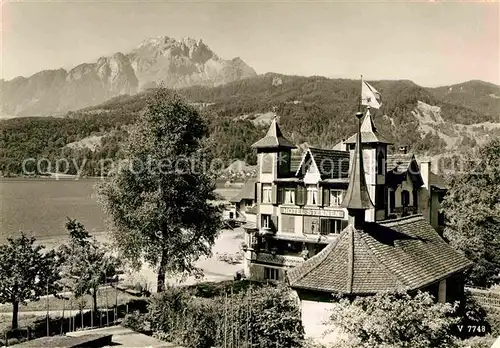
<box><xmin>0</xmin><ymin>314</ymin><xmax>40</xmax><ymax>333</ymax></box>
<box><xmin>0</xmin><ymin>288</ymin><xmax>139</xmax><ymax>314</ymax></box>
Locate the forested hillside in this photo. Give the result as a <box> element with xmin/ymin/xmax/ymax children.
<box><xmin>1</xmin><ymin>74</ymin><xmax>498</xmax><ymax>176</ymax></box>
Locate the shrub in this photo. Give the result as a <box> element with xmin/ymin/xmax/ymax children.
<box><xmin>122</xmin><ymin>311</ymin><xmax>148</xmax><ymax>333</ymax></box>
<box><xmin>457</xmin><ymin>335</ymin><xmax>497</xmax><ymax>348</ymax></box>
<box><xmin>327</xmin><ymin>290</ymin><xmax>459</xmax><ymax>348</ymax></box>
<box><xmin>147</xmin><ymin>284</ymin><xmax>304</xmax><ymax>348</ymax></box>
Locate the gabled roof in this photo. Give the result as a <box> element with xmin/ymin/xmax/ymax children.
<box><xmin>344</xmin><ymin>109</ymin><xmax>392</xmax><ymax>145</ymax></box>
<box><xmin>295</xmin><ymin>147</ymin><xmax>350</xmax><ymax>180</ymax></box>
<box><xmin>386</xmin><ymin>153</ymin><xmax>424</xmax><ymax>188</ymax></box>
<box><xmin>229</xmin><ymin>179</ymin><xmax>256</xmax><ymax>203</ymax></box>
<box><xmin>251</xmin><ymin>118</ymin><xmax>296</xmax><ymax>150</ymax></box>
<box><xmin>341</xmin><ymin>112</ymin><xmax>374</xmax><ymax>210</ymax></box>
<box><xmin>290</xmin><ymin>149</ymin><xmax>304</xmax><ymax>173</ymax></box>
<box><xmin>287</xmin><ymin>215</ymin><xmax>473</xmax><ymax>295</ymax></box>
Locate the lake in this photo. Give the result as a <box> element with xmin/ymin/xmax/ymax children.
<box><xmin>0</xmin><ymin>178</ymin><xmax>240</xmax><ymax>245</ymax></box>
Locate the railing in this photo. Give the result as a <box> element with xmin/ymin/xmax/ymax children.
<box><xmin>389</xmin><ymin>206</ymin><xmax>418</xmax><ymax>217</ymax></box>
<box><xmin>254</xmin><ymin>252</ymin><xmax>304</xmax><ymax>267</ymax></box>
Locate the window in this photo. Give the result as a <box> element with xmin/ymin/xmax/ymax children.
<box><xmin>389</xmin><ymin>189</ymin><xmax>396</xmax><ymax>213</ymax></box>
<box><xmin>320</xmin><ymin>219</ymin><xmax>347</xmax><ymax>235</ymax></box>
<box><xmin>330</xmin><ymin>190</ymin><xmax>343</xmax><ymax>206</ymax></box>
<box><xmin>412</xmin><ymin>189</ymin><xmax>418</xmax><ymax>209</ymax></box>
<box><xmin>284</xmin><ymin>188</ymin><xmax>295</xmax><ymax>204</ymax></box>
<box><xmin>262</xmin><ymin>184</ymin><xmax>272</xmax><ymax>203</ymax></box>
<box><xmin>264</xmin><ymin>267</ymin><xmax>280</xmax><ymax>281</ymax></box>
<box><xmin>375</xmin><ymin>185</ymin><xmax>385</xmax><ymax>210</ymax></box>
<box><xmin>438</xmin><ymin>211</ymin><xmax>445</xmax><ymax>226</ymax></box>
<box><xmin>377</xmin><ymin>148</ymin><xmax>385</xmax><ymax>175</ymax></box>
<box><xmin>307</xmin><ymin>185</ymin><xmax>318</xmax><ymax>205</ymax></box>
<box><xmin>261</xmin><ymin>214</ymin><xmax>271</xmax><ymax>229</ymax></box>
<box><xmin>278</xmin><ymin>151</ymin><xmax>290</xmax><ymax>176</ymax></box>
<box><xmin>401</xmin><ymin>190</ymin><xmax>410</xmax><ymax>207</ymax></box>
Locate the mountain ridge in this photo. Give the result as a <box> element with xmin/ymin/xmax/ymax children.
<box><xmin>1</xmin><ymin>73</ymin><xmax>498</xmax><ymax>176</ymax></box>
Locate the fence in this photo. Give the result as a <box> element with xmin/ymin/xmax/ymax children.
<box><xmin>465</xmin><ymin>286</ymin><xmax>500</xmax><ymax>311</ymax></box>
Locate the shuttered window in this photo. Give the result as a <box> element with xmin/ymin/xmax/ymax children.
<box><xmin>306</xmin><ymin>185</ymin><xmax>318</xmax><ymax>205</ymax></box>
<box><xmin>320</xmin><ymin>219</ymin><xmax>347</xmax><ymax>235</ymax></box>
<box><xmin>330</xmin><ymin>190</ymin><xmax>343</xmax><ymax>206</ymax></box>
<box><xmin>262</xmin><ymin>184</ymin><xmax>272</xmax><ymax>203</ymax></box>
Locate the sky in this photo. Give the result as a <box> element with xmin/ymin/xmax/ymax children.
<box><xmin>1</xmin><ymin>0</ymin><xmax>498</xmax><ymax>87</ymax></box>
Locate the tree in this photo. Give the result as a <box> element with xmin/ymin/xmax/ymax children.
<box><xmin>443</xmin><ymin>139</ymin><xmax>500</xmax><ymax>286</ymax></box>
<box><xmin>327</xmin><ymin>291</ymin><xmax>459</xmax><ymax>348</ymax></box>
<box><xmin>96</xmin><ymin>88</ymin><xmax>222</xmax><ymax>292</ymax></box>
<box><xmin>59</xmin><ymin>219</ymin><xmax>120</xmax><ymax>314</ymax></box>
<box><xmin>0</xmin><ymin>233</ymin><xmax>61</xmax><ymax>329</ymax></box>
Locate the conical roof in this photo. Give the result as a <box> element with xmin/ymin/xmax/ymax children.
<box><xmin>344</xmin><ymin>108</ymin><xmax>392</xmax><ymax>145</ymax></box>
<box><xmin>341</xmin><ymin>112</ymin><xmax>374</xmax><ymax>210</ymax></box>
<box><xmin>251</xmin><ymin>117</ymin><xmax>295</xmax><ymax>150</ymax></box>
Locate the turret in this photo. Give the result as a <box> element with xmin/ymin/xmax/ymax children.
<box><xmin>344</xmin><ymin>107</ymin><xmax>392</xmax><ymax>221</ymax></box>
<box><xmin>341</xmin><ymin>112</ymin><xmax>374</xmax><ymax>229</ymax></box>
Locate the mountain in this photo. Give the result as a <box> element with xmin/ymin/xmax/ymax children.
<box><xmin>1</xmin><ymin>74</ymin><xmax>499</xmax><ymax>176</ymax></box>
<box><xmin>0</xmin><ymin>37</ymin><xmax>257</xmax><ymax>117</ymax></box>
<box><xmin>429</xmin><ymin>80</ymin><xmax>500</xmax><ymax>121</ymax></box>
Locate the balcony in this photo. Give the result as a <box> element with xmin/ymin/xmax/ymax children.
<box><xmin>389</xmin><ymin>206</ymin><xmax>418</xmax><ymax>218</ymax></box>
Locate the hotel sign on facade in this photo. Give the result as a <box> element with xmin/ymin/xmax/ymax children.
<box><xmin>280</xmin><ymin>207</ymin><xmax>345</xmax><ymax>219</ymax></box>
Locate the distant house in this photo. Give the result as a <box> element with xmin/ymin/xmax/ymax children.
<box><xmin>229</xmin><ymin>178</ymin><xmax>257</xmax><ymax>224</ymax></box>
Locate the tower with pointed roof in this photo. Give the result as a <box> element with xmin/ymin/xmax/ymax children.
<box><xmin>341</xmin><ymin>112</ymin><xmax>374</xmax><ymax>228</ymax></box>
<box><xmin>251</xmin><ymin>114</ymin><xmax>296</xmax><ymax>235</ymax></box>
<box><xmin>344</xmin><ymin>107</ymin><xmax>392</xmax><ymax>222</ymax></box>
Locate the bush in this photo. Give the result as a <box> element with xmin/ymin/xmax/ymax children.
<box><xmin>122</xmin><ymin>311</ymin><xmax>148</xmax><ymax>333</ymax></box>
<box><xmin>327</xmin><ymin>290</ymin><xmax>459</xmax><ymax>348</ymax></box>
<box><xmin>457</xmin><ymin>335</ymin><xmax>497</xmax><ymax>348</ymax></box>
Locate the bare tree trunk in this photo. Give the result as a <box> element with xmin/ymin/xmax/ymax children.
<box><xmin>11</xmin><ymin>300</ymin><xmax>19</xmax><ymax>329</ymax></box>
<box><xmin>93</xmin><ymin>289</ymin><xmax>98</xmax><ymax>314</ymax></box>
<box><xmin>156</xmin><ymin>251</ymin><xmax>167</xmax><ymax>292</ymax></box>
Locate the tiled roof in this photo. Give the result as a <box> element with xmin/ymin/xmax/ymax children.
<box><xmin>344</xmin><ymin>110</ymin><xmax>392</xmax><ymax>145</ymax></box>
<box><xmin>287</xmin><ymin>215</ymin><xmax>472</xmax><ymax>295</ymax></box>
<box><xmin>242</xmin><ymin>221</ymin><xmax>257</xmax><ymax>230</ymax></box>
<box><xmin>296</xmin><ymin>147</ymin><xmax>350</xmax><ymax>180</ymax></box>
<box><xmin>229</xmin><ymin>179</ymin><xmax>256</xmax><ymax>203</ymax></box>
<box><xmin>251</xmin><ymin>118</ymin><xmax>296</xmax><ymax>150</ymax></box>
<box><xmin>387</xmin><ymin>153</ymin><xmax>415</xmax><ymax>173</ymax></box>
<box><xmin>290</xmin><ymin>149</ymin><xmax>304</xmax><ymax>172</ymax></box>
<box><xmin>344</xmin><ymin>132</ymin><xmax>392</xmax><ymax>145</ymax></box>
<box><xmin>246</xmin><ymin>205</ymin><xmax>258</xmax><ymax>214</ymax></box>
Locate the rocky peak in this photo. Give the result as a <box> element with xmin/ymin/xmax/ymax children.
<box><xmin>2</xmin><ymin>35</ymin><xmax>256</xmax><ymax>116</ymax></box>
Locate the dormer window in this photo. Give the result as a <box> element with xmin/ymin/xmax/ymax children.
<box><xmin>330</xmin><ymin>190</ymin><xmax>343</xmax><ymax>206</ymax></box>
<box><xmin>307</xmin><ymin>185</ymin><xmax>318</xmax><ymax>205</ymax></box>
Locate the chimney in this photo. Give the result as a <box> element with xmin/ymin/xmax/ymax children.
<box><xmin>399</xmin><ymin>146</ymin><xmax>408</xmax><ymax>154</ymax></box>
<box><xmin>419</xmin><ymin>159</ymin><xmax>431</xmax><ymax>190</ymax></box>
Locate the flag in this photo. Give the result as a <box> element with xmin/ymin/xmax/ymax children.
<box><xmin>361</xmin><ymin>80</ymin><xmax>382</xmax><ymax>109</ymax></box>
